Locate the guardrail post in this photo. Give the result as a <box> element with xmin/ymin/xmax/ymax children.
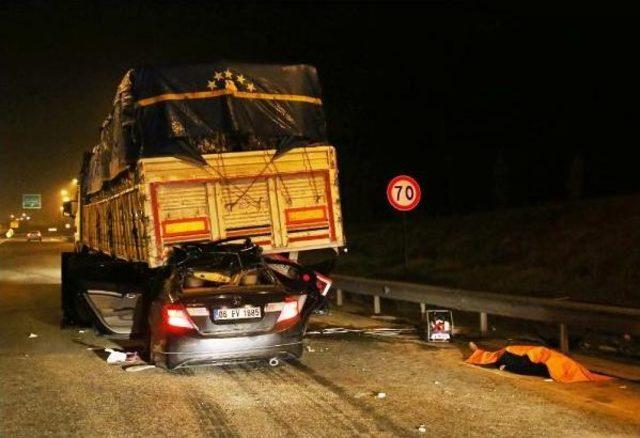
<box><xmin>336</xmin><ymin>289</ymin><xmax>343</xmax><ymax>306</ymax></box>
<box><xmin>559</xmin><ymin>323</ymin><xmax>569</xmax><ymax>353</ymax></box>
<box><xmin>373</xmin><ymin>295</ymin><xmax>381</xmax><ymax>314</ymax></box>
<box><xmin>479</xmin><ymin>312</ymin><xmax>488</xmax><ymax>336</ymax></box>
<box><xmin>420</xmin><ymin>302</ymin><xmax>426</xmax><ymax>321</ymax></box>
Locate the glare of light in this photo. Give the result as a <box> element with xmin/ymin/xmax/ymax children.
<box><xmin>60</xmin><ymin>189</ymin><xmax>68</xmax><ymax>197</ymax></box>
<box><xmin>9</xmin><ymin>214</ymin><xmax>14</xmax><ymax>219</ymax></box>
<box><xmin>26</xmin><ymin>216</ymin><xmax>31</xmax><ymax>220</ymax></box>
<box><xmin>65</xmin><ymin>223</ymin><xmax>71</xmax><ymax>229</ymax></box>
<box><xmin>62</xmin><ymin>196</ymin><xmax>70</xmax><ymax>202</ymax></box>
<box><xmin>71</xmin><ymin>178</ymin><xmax>78</xmax><ymax>185</ymax></box>
<box><xmin>21</xmin><ymin>213</ymin><xmax>26</xmax><ymax>217</ymax></box>
<box><xmin>59</xmin><ymin>206</ymin><xmax>64</xmax><ymax>212</ymax></box>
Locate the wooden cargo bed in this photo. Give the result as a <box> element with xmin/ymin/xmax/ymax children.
<box><xmin>80</xmin><ymin>146</ymin><xmax>344</xmax><ymax>268</ymax></box>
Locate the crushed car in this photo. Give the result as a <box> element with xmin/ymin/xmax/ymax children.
<box><xmin>66</xmin><ymin>239</ymin><xmax>331</xmax><ymax>369</ymax></box>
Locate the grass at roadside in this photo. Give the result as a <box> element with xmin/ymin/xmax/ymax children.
<box><xmin>337</xmin><ymin>194</ymin><xmax>640</xmax><ymax>307</ymax></box>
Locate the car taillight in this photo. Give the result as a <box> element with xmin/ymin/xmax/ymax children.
<box><xmin>162</xmin><ymin>303</ymin><xmax>197</xmax><ymax>330</ymax></box>
<box><xmin>276</xmin><ymin>295</ymin><xmax>307</xmax><ymax>324</ymax></box>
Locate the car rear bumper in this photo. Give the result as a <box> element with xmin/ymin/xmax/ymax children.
<box><xmin>156</xmin><ymin>326</ymin><xmax>304</xmax><ymax>369</ymax></box>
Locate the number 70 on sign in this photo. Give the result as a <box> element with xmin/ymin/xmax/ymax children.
<box><xmin>386</xmin><ymin>175</ymin><xmax>421</xmax><ymax>212</ymax></box>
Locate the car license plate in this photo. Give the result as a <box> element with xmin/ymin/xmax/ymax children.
<box><xmin>429</xmin><ymin>332</ymin><xmax>451</xmax><ymax>342</ymax></box>
<box><xmin>213</xmin><ymin>306</ymin><xmax>262</xmax><ymax>321</ymax></box>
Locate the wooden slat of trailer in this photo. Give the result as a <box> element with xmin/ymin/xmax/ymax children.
<box><xmin>141</xmin><ymin>147</ymin><xmax>334</xmax><ymax>182</ymax></box>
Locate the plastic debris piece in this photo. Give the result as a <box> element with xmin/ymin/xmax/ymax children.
<box><xmin>417</xmin><ymin>424</ymin><xmax>427</xmax><ymax>433</ymax></box>
<box><xmin>124</xmin><ymin>364</ymin><xmax>156</xmax><ymax>373</ymax></box>
<box><xmin>28</xmin><ymin>333</ymin><xmax>38</xmax><ymax>339</ymax></box>
<box><xmin>376</xmin><ymin>392</ymin><xmax>387</xmax><ymax>399</ymax></box>
<box><xmin>620</xmin><ymin>385</ymin><xmax>627</xmax><ymax>389</ymax></box>
<box><xmin>307</xmin><ymin>327</ymin><xmax>416</xmax><ymax>337</ymax></box>
<box><xmin>105</xmin><ymin>348</ymin><xmax>127</xmax><ymax>364</ymax></box>
<box><xmin>322</xmin><ymin>327</ymin><xmax>356</xmax><ymax>334</ymax></box>
<box><xmin>306</xmin><ymin>346</ymin><xmax>316</xmax><ymax>352</ymax></box>
<box><xmin>544</xmin><ymin>378</ymin><xmax>554</xmax><ymax>382</ymax></box>
<box><xmin>434</xmin><ymin>381</ymin><xmax>441</xmax><ymax>385</ymax></box>
<box><xmin>78</xmin><ymin>330</ymin><xmax>85</xmax><ymax>334</ymax></box>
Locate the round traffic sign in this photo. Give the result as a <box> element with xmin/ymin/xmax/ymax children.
<box><xmin>386</xmin><ymin>175</ymin><xmax>421</xmax><ymax>212</ymax></box>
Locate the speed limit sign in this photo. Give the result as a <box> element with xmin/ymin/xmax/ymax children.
<box><xmin>387</xmin><ymin>175</ymin><xmax>421</xmax><ymax>212</ymax></box>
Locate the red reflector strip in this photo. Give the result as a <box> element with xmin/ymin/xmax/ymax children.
<box><xmin>162</xmin><ymin>217</ymin><xmax>209</xmax><ymax>237</ymax></box>
<box><xmin>225</xmin><ymin>227</ymin><xmax>271</xmax><ymax>237</ymax></box>
<box><xmin>286</xmin><ymin>222</ymin><xmax>330</xmax><ymax>232</ymax></box>
<box><xmin>288</xmin><ymin>234</ymin><xmax>330</xmax><ymax>243</ymax></box>
<box><xmin>285</xmin><ymin>206</ymin><xmax>328</xmax><ymax>225</ymax></box>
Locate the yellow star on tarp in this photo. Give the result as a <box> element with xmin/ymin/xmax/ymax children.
<box><xmin>224</xmin><ymin>69</ymin><xmax>233</xmax><ymax>78</ymax></box>
<box><xmin>246</xmin><ymin>82</ymin><xmax>256</xmax><ymax>92</ymax></box>
<box><xmin>236</xmin><ymin>74</ymin><xmax>246</xmax><ymax>84</ymax></box>
<box><xmin>213</xmin><ymin>71</ymin><xmax>223</xmax><ymax>80</ymax></box>
<box><xmin>207</xmin><ymin>80</ymin><xmax>218</xmax><ymax>90</ymax></box>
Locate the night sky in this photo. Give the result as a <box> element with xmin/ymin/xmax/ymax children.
<box><xmin>1</xmin><ymin>2</ymin><xmax>638</xmax><ymax>223</ymax></box>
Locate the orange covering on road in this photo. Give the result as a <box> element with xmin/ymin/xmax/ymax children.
<box><xmin>466</xmin><ymin>345</ymin><xmax>613</xmax><ymax>383</ymax></box>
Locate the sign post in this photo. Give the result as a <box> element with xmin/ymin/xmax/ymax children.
<box><xmin>386</xmin><ymin>175</ymin><xmax>422</xmax><ymax>271</ymax></box>
<box><xmin>22</xmin><ymin>194</ymin><xmax>42</xmax><ymax>210</ymax></box>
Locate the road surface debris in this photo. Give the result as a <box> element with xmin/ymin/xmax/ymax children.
<box><xmin>124</xmin><ymin>364</ymin><xmax>156</xmax><ymax>373</ymax></box>
<box><xmin>105</xmin><ymin>348</ymin><xmax>127</xmax><ymax>364</ymax></box>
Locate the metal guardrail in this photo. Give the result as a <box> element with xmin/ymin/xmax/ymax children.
<box><xmin>331</xmin><ymin>274</ymin><xmax>640</xmax><ymax>353</ymax></box>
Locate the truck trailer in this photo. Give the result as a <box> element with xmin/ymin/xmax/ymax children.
<box><xmin>61</xmin><ymin>63</ymin><xmax>345</xmax><ymax>365</ymax></box>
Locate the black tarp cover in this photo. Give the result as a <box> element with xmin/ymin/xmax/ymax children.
<box><xmin>82</xmin><ymin>62</ymin><xmax>327</xmax><ymax>195</ymax></box>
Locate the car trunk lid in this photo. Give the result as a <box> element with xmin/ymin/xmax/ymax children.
<box><xmin>178</xmin><ymin>286</ymin><xmax>296</xmax><ymax>335</ymax></box>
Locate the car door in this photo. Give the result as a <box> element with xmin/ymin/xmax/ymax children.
<box><xmin>82</xmin><ymin>288</ymin><xmax>142</xmax><ymax>336</ymax></box>
<box><xmin>76</xmin><ymin>261</ymin><xmax>148</xmax><ymax>337</ymax></box>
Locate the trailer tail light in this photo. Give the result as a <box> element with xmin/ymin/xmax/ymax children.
<box><xmin>162</xmin><ymin>303</ymin><xmax>197</xmax><ymax>330</ymax></box>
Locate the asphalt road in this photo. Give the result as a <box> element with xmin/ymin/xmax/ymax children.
<box><xmin>1</xmin><ymin>241</ymin><xmax>640</xmax><ymax>437</ymax></box>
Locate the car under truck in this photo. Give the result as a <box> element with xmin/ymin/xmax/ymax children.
<box><xmin>61</xmin><ymin>62</ymin><xmax>345</xmax><ymax>367</ymax></box>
